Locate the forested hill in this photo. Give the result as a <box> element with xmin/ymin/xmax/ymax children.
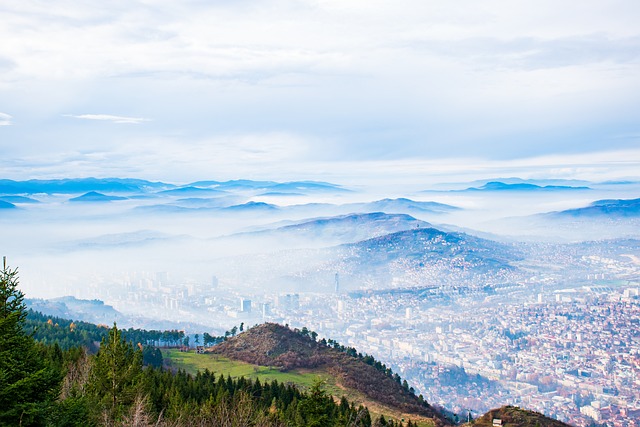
<box><xmin>210</xmin><ymin>322</ymin><xmax>449</xmax><ymax>424</ymax></box>
<box><xmin>463</xmin><ymin>406</ymin><xmax>573</xmax><ymax>427</ymax></box>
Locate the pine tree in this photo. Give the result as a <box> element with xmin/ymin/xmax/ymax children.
<box><xmin>86</xmin><ymin>322</ymin><xmax>143</xmax><ymax>422</ymax></box>
<box><xmin>296</xmin><ymin>378</ymin><xmax>334</xmax><ymax>427</ymax></box>
<box><xmin>0</xmin><ymin>257</ymin><xmax>61</xmax><ymax>426</ymax></box>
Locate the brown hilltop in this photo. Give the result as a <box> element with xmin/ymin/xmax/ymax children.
<box><xmin>463</xmin><ymin>406</ymin><xmax>573</xmax><ymax>427</ymax></box>
<box><xmin>210</xmin><ymin>322</ymin><xmax>450</xmax><ymax>425</ymax></box>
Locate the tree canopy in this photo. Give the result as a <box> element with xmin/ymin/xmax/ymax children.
<box><xmin>0</xmin><ymin>257</ymin><xmax>61</xmax><ymax>426</ymax></box>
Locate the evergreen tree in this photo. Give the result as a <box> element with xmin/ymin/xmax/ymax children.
<box><xmin>296</xmin><ymin>379</ymin><xmax>335</xmax><ymax>427</ymax></box>
<box><xmin>86</xmin><ymin>322</ymin><xmax>143</xmax><ymax>422</ymax></box>
<box><xmin>0</xmin><ymin>257</ymin><xmax>61</xmax><ymax>426</ymax></box>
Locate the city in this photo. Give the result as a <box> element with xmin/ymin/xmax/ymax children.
<box><xmin>48</xmin><ymin>239</ymin><xmax>640</xmax><ymax>427</ymax></box>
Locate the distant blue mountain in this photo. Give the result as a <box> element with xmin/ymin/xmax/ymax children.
<box><xmin>0</xmin><ymin>200</ymin><xmax>16</xmax><ymax>209</ymax></box>
<box><xmin>189</xmin><ymin>179</ymin><xmax>277</xmax><ymax>190</ymax></box>
<box><xmin>173</xmin><ymin>196</ymin><xmax>246</xmax><ymax>208</ymax></box>
<box><xmin>224</xmin><ymin>201</ymin><xmax>279</xmax><ymax>212</ymax></box>
<box><xmin>270</xmin><ymin>181</ymin><xmax>351</xmax><ymax>193</ymax></box>
<box><xmin>189</xmin><ymin>179</ymin><xmax>349</xmax><ymax>193</ymax></box>
<box><xmin>475</xmin><ymin>177</ymin><xmax>591</xmax><ymax>187</ymax></box>
<box><xmin>69</xmin><ymin>191</ymin><xmax>128</xmax><ymax>202</ymax></box>
<box><xmin>188</xmin><ymin>180</ymin><xmax>221</xmax><ymax>187</ymax></box>
<box><xmin>0</xmin><ymin>178</ymin><xmax>349</xmax><ymax>197</ymax></box>
<box><xmin>134</xmin><ymin>205</ymin><xmax>201</xmax><ymax>214</ymax></box>
<box><xmin>553</xmin><ymin>198</ymin><xmax>640</xmax><ymax>217</ymax></box>
<box><xmin>259</xmin><ymin>192</ymin><xmax>306</xmax><ymax>197</ymax></box>
<box><xmin>356</xmin><ymin>198</ymin><xmax>458</xmax><ymax>213</ymax></box>
<box><xmin>157</xmin><ymin>186</ymin><xmax>227</xmax><ymax>197</ymax></box>
<box><xmin>465</xmin><ymin>181</ymin><xmax>591</xmax><ymax>192</ymax></box>
<box><xmin>252</xmin><ymin>198</ymin><xmax>460</xmax><ymax>219</ymax></box>
<box><xmin>0</xmin><ymin>178</ymin><xmax>172</xmax><ymax>194</ymax></box>
<box><xmin>0</xmin><ymin>195</ymin><xmax>40</xmax><ymax>204</ymax></box>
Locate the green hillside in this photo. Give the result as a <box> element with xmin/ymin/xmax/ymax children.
<box><xmin>164</xmin><ymin>350</ymin><xmax>332</xmax><ymax>390</ymax></box>
<box><xmin>163</xmin><ymin>349</ymin><xmax>440</xmax><ymax>427</ymax></box>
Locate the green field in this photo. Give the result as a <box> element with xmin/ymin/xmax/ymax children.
<box><xmin>162</xmin><ymin>349</ymin><xmax>333</xmax><ymax>392</ymax></box>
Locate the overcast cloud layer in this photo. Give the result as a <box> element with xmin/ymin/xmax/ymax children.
<box><xmin>1</xmin><ymin>0</ymin><xmax>640</xmax><ymax>184</ymax></box>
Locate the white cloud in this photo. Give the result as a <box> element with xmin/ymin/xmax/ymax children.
<box><xmin>0</xmin><ymin>112</ymin><xmax>12</xmax><ymax>126</ymax></box>
<box><xmin>0</xmin><ymin>1</ymin><xmax>639</xmax><ymax>181</ymax></box>
<box><xmin>65</xmin><ymin>114</ymin><xmax>150</xmax><ymax>124</ymax></box>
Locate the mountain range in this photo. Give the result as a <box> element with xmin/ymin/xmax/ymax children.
<box><xmin>551</xmin><ymin>197</ymin><xmax>640</xmax><ymax>218</ymax></box>
<box><xmin>463</xmin><ymin>181</ymin><xmax>591</xmax><ymax>192</ymax></box>
<box><xmin>0</xmin><ymin>178</ymin><xmax>171</xmax><ymax>194</ymax></box>
<box><xmin>0</xmin><ymin>178</ymin><xmax>349</xmax><ymax>196</ymax></box>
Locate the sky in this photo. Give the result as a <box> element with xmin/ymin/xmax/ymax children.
<box><xmin>1</xmin><ymin>0</ymin><xmax>640</xmax><ymax>185</ymax></box>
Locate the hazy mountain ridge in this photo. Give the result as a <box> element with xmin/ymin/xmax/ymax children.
<box><xmin>552</xmin><ymin>197</ymin><xmax>640</xmax><ymax>217</ymax></box>
<box><xmin>0</xmin><ymin>195</ymin><xmax>40</xmax><ymax>204</ymax></box>
<box><xmin>69</xmin><ymin>191</ymin><xmax>129</xmax><ymax>202</ymax></box>
<box><xmin>25</xmin><ymin>297</ymin><xmax>210</xmax><ymax>331</ymax></box>
<box><xmin>62</xmin><ymin>230</ymin><xmax>193</xmax><ymax>250</ymax></box>
<box><xmin>157</xmin><ymin>186</ymin><xmax>229</xmax><ymax>197</ymax></box>
<box><xmin>224</xmin><ymin>212</ymin><xmax>430</xmax><ymax>246</ymax></box>
<box><xmin>0</xmin><ymin>177</ymin><xmax>172</xmax><ymax>194</ymax></box>
<box><xmin>427</xmin><ymin>177</ymin><xmax>595</xmax><ymax>191</ymax></box>
<box><xmin>129</xmin><ymin>197</ymin><xmax>460</xmax><ymax>221</ymax></box>
<box><xmin>189</xmin><ymin>179</ymin><xmax>350</xmax><ymax>193</ymax></box>
<box><xmin>464</xmin><ymin>181</ymin><xmax>591</xmax><ymax>192</ymax></box>
<box><xmin>480</xmin><ymin>196</ymin><xmax>640</xmax><ymax>241</ymax></box>
<box><xmin>214</xmin><ymin>225</ymin><xmax>525</xmax><ymax>293</ymax></box>
<box><xmin>26</xmin><ymin>296</ymin><xmax>123</xmax><ymax>326</ymax></box>
<box><xmin>0</xmin><ymin>177</ymin><xmax>349</xmax><ymax>198</ymax></box>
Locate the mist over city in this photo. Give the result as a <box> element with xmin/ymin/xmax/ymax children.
<box><xmin>2</xmin><ymin>1</ymin><xmax>640</xmax><ymax>426</ymax></box>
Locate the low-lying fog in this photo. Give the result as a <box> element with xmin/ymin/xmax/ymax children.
<box><xmin>2</xmin><ymin>178</ymin><xmax>639</xmax><ymax>303</ymax></box>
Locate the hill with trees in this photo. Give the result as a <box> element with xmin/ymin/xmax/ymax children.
<box><xmin>210</xmin><ymin>323</ymin><xmax>449</xmax><ymax>425</ymax></box>
<box><xmin>462</xmin><ymin>406</ymin><xmax>573</xmax><ymax>427</ymax></box>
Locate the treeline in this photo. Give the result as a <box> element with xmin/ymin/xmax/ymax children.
<box><xmin>26</xmin><ymin>310</ymin><xmax>239</xmax><ymax>350</ymax></box>
<box><xmin>3</xmin><ymin>261</ymin><xmax>419</xmax><ymax>426</ymax></box>
<box><xmin>26</xmin><ymin>310</ymin><xmax>189</xmax><ymax>349</ymax></box>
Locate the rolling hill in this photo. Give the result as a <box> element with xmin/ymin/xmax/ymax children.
<box><xmin>325</xmin><ymin>227</ymin><xmax>524</xmax><ymax>289</ymax></box>
<box><xmin>209</xmin><ymin>322</ymin><xmax>451</xmax><ymax>425</ymax></box>
<box><xmin>212</xmin><ymin>225</ymin><xmax>525</xmax><ymax>293</ymax></box>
